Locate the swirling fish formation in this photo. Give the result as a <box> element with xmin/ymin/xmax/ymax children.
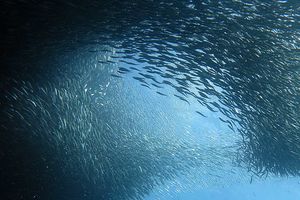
<box><xmin>1</xmin><ymin>63</ymin><xmax>233</xmax><ymax>199</ymax></box>
<box><xmin>1</xmin><ymin>0</ymin><xmax>300</xmax><ymax>199</ymax></box>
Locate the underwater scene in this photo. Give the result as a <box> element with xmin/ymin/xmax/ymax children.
<box><xmin>1</xmin><ymin>0</ymin><xmax>300</xmax><ymax>199</ymax></box>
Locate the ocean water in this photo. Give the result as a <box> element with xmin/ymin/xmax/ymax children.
<box><xmin>1</xmin><ymin>0</ymin><xmax>300</xmax><ymax>199</ymax></box>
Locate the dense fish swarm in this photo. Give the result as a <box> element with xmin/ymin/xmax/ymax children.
<box><xmin>1</xmin><ymin>1</ymin><xmax>300</xmax><ymax>200</ymax></box>
<box><xmin>1</xmin><ymin>69</ymin><xmax>232</xmax><ymax>199</ymax></box>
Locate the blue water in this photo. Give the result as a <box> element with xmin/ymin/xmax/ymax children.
<box><xmin>146</xmin><ymin>177</ymin><xmax>300</xmax><ymax>200</ymax></box>
<box><xmin>1</xmin><ymin>0</ymin><xmax>299</xmax><ymax>199</ymax></box>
